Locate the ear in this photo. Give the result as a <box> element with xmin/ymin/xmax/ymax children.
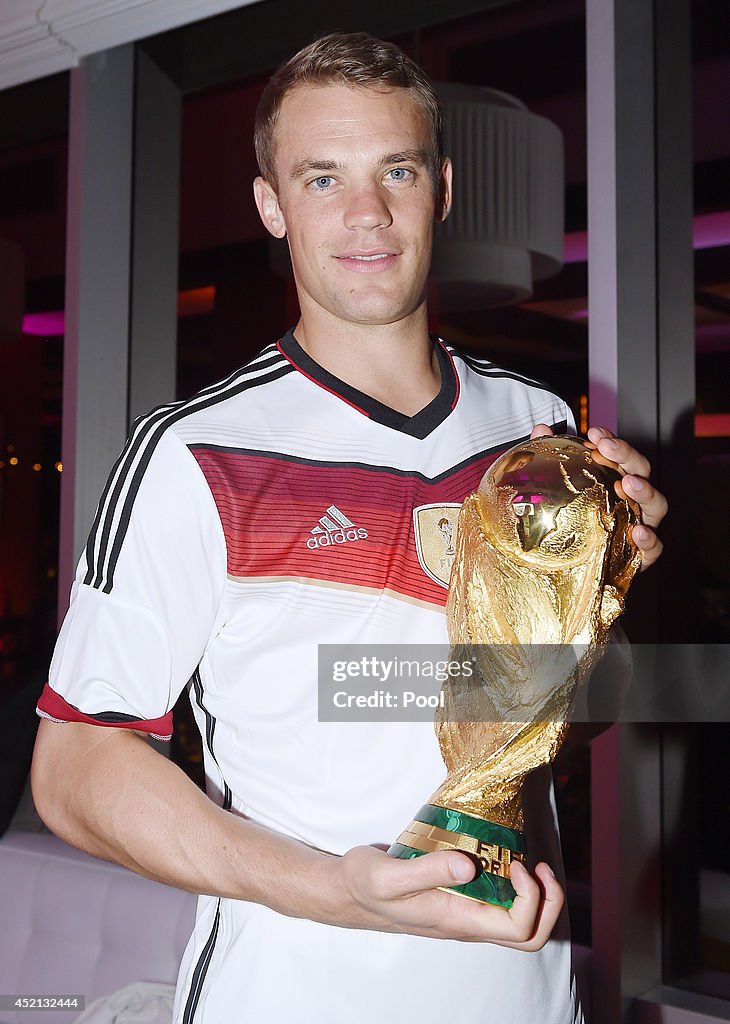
<box><xmin>436</xmin><ymin>158</ymin><xmax>453</xmax><ymax>223</ymax></box>
<box><xmin>253</xmin><ymin>176</ymin><xmax>287</xmax><ymax>238</ymax></box>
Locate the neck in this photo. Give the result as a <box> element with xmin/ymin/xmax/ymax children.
<box><xmin>292</xmin><ymin>306</ymin><xmax>441</xmax><ymax>416</ymax></box>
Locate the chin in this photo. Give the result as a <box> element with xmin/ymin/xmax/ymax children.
<box><xmin>333</xmin><ymin>306</ymin><xmax>415</xmax><ymax>327</ymax></box>
<box><xmin>328</xmin><ymin>291</ymin><xmax>424</xmax><ymax>327</ymax></box>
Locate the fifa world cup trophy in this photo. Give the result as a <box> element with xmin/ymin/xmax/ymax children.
<box><xmin>389</xmin><ymin>435</ymin><xmax>641</xmax><ymax>906</ymax></box>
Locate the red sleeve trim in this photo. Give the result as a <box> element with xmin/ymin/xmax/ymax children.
<box><xmin>36</xmin><ymin>683</ymin><xmax>173</xmax><ymax>741</ymax></box>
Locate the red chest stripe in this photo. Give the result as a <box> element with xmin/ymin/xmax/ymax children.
<box><xmin>191</xmin><ymin>448</ymin><xmax>501</xmax><ymax>605</ymax></box>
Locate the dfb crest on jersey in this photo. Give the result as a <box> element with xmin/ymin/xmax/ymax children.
<box><xmin>412</xmin><ymin>503</ymin><xmax>461</xmax><ymax>588</ymax></box>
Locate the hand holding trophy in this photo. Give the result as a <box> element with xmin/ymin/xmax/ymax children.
<box><xmin>389</xmin><ymin>435</ymin><xmax>641</xmax><ymax>907</ymax></box>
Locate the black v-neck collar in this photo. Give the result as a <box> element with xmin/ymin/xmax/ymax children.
<box><xmin>277</xmin><ymin>329</ymin><xmax>460</xmax><ymax>439</ymax></box>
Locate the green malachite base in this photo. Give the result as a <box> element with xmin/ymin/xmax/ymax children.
<box><xmin>387</xmin><ymin>804</ymin><xmax>527</xmax><ymax>910</ymax></box>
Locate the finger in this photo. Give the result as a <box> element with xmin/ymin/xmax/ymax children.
<box><xmin>531</xmin><ymin>423</ymin><xmax>554</xmax><ymax>439</ymax></box>
<box><xmin>502</xmin><ymin>858</ymin><xmax>542</xmax><ymax>938</ymax></box>
<box><xmin>418</xmin><ymin>858</ymin><xmax>562</xmax><ymax>948</ymax></box>
<box><xmin>431</xmin><ymin>858</ymin><xmax>542</xmax><ymax>945</ymax></box>
<box><xmin>381</xmin><ymin>852</ymin><xmax>540</xmax><ymax>945</ymax></box>
<box><xmin>532</xmin><ymin>861</ymin><xmax>564</xmax><ymax>906</ymax></box>
<box><xmin>620</xmin><ymin>475</ymin><xmax>669</xmax><ymax>529</ymax></box>
<box><xmin>377</xmin><ymin>849</ymin><xmax>477</xmax><ymax>901</ymax></box>
<box><xmin>496</xmin><ymin>861</ymin><xmax>565</xmax><ymax>950</ymax></box>
<box><xmin>365</xmin><ymin>849</ymin><xmax>561</xmax><ymax>947</ymax></box>
<box><xmin>587</xmin><ymin>426</ymin><xmax>651</xmax><ymax>479</ymax></box>
<box><xmin>631</xmin><ymin>524</ymin><xmax>664</xmax><ymax>571</ymax></box>
<box><xmin>507</xmin><ymin>859</ymin><xmax>548</xmax><ymax>936</ymax></box>
<box><xmin>522</xmin><ymin>862</ymin><xmax>565</xmax><ymax>949</ymax></box>
<box><xmin>587</xmin><ymin>425</ymin><xmax>614</xmax><ymax>444</ymax></box>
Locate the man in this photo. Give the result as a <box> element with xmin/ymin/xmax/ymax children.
<box><xmin>31</xmin><ymin>32</ymin><xmax>666</xmax><ymax>1023</ymax></box>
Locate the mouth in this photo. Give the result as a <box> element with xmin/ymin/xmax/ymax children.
<box><xmin>345</xmin><ymin>253</ymin><xmax>392</xmax><ymax>261</ymax></box>
<box><xmin>335</xmin><ymin>251</ymin><xmax>399</xmax><ymax>273</ymax></box>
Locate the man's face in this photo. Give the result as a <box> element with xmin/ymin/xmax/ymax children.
<box><xmin>254</xmin><ymin>82</ymin><xmax>451</xmax><ymax>329</ymax></box>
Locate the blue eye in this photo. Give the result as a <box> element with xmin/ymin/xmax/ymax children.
<box><xmin>312</xmin><ymin>176</ymin><xmax>334</xmax><ymax>189</ymax></box>
<box><xmin>387</xmin><ymin>167</ymin><xmax>411</xmax><ymax>182</ymax></box>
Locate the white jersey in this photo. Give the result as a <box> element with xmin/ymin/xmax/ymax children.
<box><xmin>40</xmin><ymin>331</ymin><xmax>583</xmax><ymax>1023</ymax></box>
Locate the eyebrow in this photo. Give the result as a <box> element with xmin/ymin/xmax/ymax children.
<box><xmin>381</xmin><ymin>149</ymin><xmax>430</xmax><ymax>166</ymax></box>
<box><xmin>290</xmin><ymin>158</ymin><xmax>343</xmax><ymax>180</ymax></box>
<box><xmin>289</xmin><ymin>149</ymin><xmax>430</xmax><ymax>181</ymax></box>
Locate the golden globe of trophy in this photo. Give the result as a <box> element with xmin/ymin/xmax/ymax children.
<box><xmin>389</xmin><ymin>435</ymin><xmax>641</xmax><ymax>907</ymax></box>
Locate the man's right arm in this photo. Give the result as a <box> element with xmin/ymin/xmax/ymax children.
<box><xmin>31</xmin><ymin>717</ymin><xmax>563</xmax><ymax>951</ymax></box>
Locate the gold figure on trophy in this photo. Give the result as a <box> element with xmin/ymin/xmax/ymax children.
<box><xmin>390</xmin><ymin>435</ymin><xmax>641</xmax><ymax>906</ymax></box>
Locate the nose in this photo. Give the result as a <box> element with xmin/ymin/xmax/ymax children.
<box><xmin>343</xmin><ymin>183</ymin><xmax>393</xmax><ymax>231</ymax></box>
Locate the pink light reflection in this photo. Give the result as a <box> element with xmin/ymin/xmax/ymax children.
<box><xmin>563</xmin><ymin>231</ymin><xmax>587</xmax><ymax>264</ymax></box>
<box><xmin>23</xmin><ymin>311</ymin><xmax>65</xmax><ymax>336</ymax></box>
<box><xmin>563</xmin><ymin>211</ymin><xmax>730</xmax><ymax>265</ymax></box>
<box><xmin>694</xmin><ymin>211</ymin><xmax>730</xmax><ymax>250</ymax></box>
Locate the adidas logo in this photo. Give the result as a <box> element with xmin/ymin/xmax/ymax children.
<box><xmin>306</xmin><ymin>505</ymin><xmax>368</xmax><ymax>549</ymax></box>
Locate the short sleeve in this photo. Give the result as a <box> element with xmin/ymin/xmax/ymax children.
<box><xmin>546</xmin><ymin>391</ymin><xmax>576</xmax><ymax>436</ymax></box>
<box><xmin>37</xmin><ymin>429</ymin><xmax>227</xmax><ymax>740</ymax></box>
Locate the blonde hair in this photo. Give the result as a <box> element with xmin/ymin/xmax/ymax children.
<box><xmin>254</xmin><ymin>32</ymin><xmax>444</xmax><ymax>189</ymax></box>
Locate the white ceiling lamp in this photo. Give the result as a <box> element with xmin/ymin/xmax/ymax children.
<box><xmin>432</xmin><ymin>83</ymin><xmax>564</xmax><ymax>309</ymax></box>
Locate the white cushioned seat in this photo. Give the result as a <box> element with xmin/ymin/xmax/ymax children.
<box><xmin>0</xmin><ymin>832</ymin><xmax>196</xmax><ymax>1024</ymax></box>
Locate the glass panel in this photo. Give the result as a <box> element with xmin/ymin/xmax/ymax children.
<box><xmin>665</xmin><ymin>0</ymin><xmax>730</xmax><ymax>999</ymax></box>
<box><xmin>0</xmin><ymin>73</ymin><xmax>68</xmax><ymax>833</ymax></box>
